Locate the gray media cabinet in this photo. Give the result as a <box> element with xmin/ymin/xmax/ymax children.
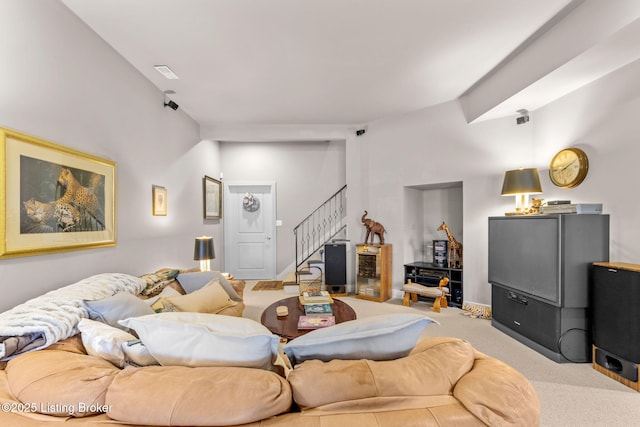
<box><xmin>488</xmin><ymin>214</ymin><xmax>609</xmax><ymax>363</ymax></box>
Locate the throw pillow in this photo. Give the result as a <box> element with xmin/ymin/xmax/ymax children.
<box><xmin>120</xmin><ymin>340</ymin><xmax>160</xmax><ymax>367</ymax></box>
<box><xmin>139</xmin><ymin>269</ymin><xmax>180</xmax><ymax>296</ymax></box>
<box><xmin>119</xmin><ymin>312</ymin><xmax>280</xmax><ymax>369</ymax></box>
<box><xmin>176</xmin><ymin>271</ymin><xmax>242</xmax><ymax>301</ymax></box>
<box><xmin>282</xmin><ymin>313</ymin><xmax>437</xmax><ymax>365</ymax></box>
<box><xmin>77</xmin><ymin>319</ymin><xmax>158</xmax><ymax>368</ymax></box>
<box><xmin>162</xmin><ymin>279</ymin><xmax>237</xmax><ymax>313</ymax></box>
<box><xmin>144</xmin><ymin>286</ymin><xmax>181</xmax><ymax>306</ymax></box>
<box><xmin>150</xmin><ymin>298</ymin><xmax>180</xmax><ymax>313</ymax></box>
<box><xmin>78</xmin><ymin>318</ymin><xmax>133</xmax><ymax>368</ymax></box>
<box><xmin>85</xmin><ymin>292</ymin><xmax>155</xmax><ymax>329</ymax></box>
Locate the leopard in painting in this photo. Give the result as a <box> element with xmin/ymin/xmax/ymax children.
<box><xmin>23</xmin><ymin>198</ymin><xmax>80</xmax><ymax>231</ymax></box>
<box><xmin>57</xmin><ymin>168</ymin><xmax>100</xmax><ymax>216</ymax></box>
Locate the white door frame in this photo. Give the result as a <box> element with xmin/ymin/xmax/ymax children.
<box><xmin>223</xmin><ymin>181</ymin><xmax>277</xmax><ymax>279</ymax></box>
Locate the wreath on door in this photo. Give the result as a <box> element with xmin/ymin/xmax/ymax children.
<box><xmin>243</xmin><ymin>193</ymin><xmax>260</xmax><ymax>212</ymax></box>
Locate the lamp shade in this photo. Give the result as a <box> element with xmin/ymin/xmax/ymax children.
<box><xmin>501</xmin><ymin>168</ymin><xmax>542</xmax><ymax>195</ymax></box>
<box><xmin>194</xmin><ymin>236</ymin><xmax>215</xmax><ymax>261</ymax></box>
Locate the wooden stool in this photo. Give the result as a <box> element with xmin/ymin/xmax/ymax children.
<box><xmin>402</xmin><ymin>277</ymin><xmax>450</xmax><ymax>312</ymax></box>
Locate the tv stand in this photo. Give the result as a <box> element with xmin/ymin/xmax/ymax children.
<box><xmin>491</xmin><ymin>287</ymin><xmax>591</xmax><ymax>363</ymax></box>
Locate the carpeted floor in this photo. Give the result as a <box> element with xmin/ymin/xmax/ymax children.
<box><xmin>242</xmin><ymin>281</ymin><xmax>640</xmax><ymax>427</ymax></box>
<box><xmin>252</xmin><ymin>280</ymin><xmax>283</xmax><ymax>291</ymax></box>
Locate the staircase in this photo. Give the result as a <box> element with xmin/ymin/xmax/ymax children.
<box><xmin>292</xmin><ymin>185</ymin><xmax>347</xmax><ymax>286</ymax></box>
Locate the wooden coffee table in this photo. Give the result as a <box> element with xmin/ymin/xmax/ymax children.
<box><xmin>260</xmin><ymin>296</ymin><xmax>356</xmax><ymax>340</ymax></box>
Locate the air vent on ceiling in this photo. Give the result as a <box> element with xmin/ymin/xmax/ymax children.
<box><xmin>154</xmin><ymin>65</ymin><xmax>179</xmax><ymax>80</ymax></box>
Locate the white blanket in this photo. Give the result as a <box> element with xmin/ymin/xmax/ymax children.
<box><xmin>0</xmin><ymin>273</ymin><xmax>145</xmax><ymax>360</ymax></box>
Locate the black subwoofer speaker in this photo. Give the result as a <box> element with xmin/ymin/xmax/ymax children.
<box><xmin>593</xmin><ymin>265</ymin><xmax>640</xmax><ymax>363</ymax></box>
<box><xmin>325</xmin><ymin>243</ymin><xmax>346</xmax><ymax>294</ymax></box>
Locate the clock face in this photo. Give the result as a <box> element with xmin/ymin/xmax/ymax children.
<box><xmin>549</xmin><ymin>148</ymin><xmax>589</xmax><ymax>188</ymax></box>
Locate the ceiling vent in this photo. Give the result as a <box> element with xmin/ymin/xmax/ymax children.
<box><xmin>154</xmin><ymin>65</ymin><xmax>179</xmax><ymax>80</ymax></box>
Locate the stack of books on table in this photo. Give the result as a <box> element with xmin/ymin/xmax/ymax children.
<box><xmin>298</xmin><ymin>291</ymin><xmax>335</xmax><ymax>329</ymax></box>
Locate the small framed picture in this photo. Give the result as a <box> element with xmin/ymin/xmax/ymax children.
<box><xmin>152</xmin><ymin>185</ymin><xmax>167</xmax><ymax>216</ymax></box>
<box><xmin>203</xmin><ymin>175</ymin><xmax>222</xmax><ymax>219</ymax></box>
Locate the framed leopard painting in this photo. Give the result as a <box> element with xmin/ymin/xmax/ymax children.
<box><xmin>0</xmin><ymin>127</ymin><xmax>116</xmax><ymax>258</ymax></box>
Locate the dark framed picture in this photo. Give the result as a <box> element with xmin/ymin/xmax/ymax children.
<box><xmin>203</xmin><ymin>175</ymin><xmax>222</xmax><ymax>219</ymax></box>
<box><xmin>0</xmin><ymin>127</ymin><xmax>116</xmax><ymax>258</ymax></box>
<box><xmin>152</xmin><ymin>185</ymin><xmax>168</xmax><ymax>216</ymax></box>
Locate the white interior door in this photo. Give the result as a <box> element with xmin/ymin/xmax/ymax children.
<box><xmin>223</xmin><ymin>182</ymin><xmax>276</xmax><ymax>280</ymax></box>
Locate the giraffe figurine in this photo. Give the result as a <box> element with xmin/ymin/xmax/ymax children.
<box><xmin>437</xmin><ymin>222</ymin><xmax>463</xmax><ymax>268</ymax></box>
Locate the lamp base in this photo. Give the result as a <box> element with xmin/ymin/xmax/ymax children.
<box><xmin>199</xmin><ymin>260</ymin><xmax>211</xmax><ymax>272</ymax></box>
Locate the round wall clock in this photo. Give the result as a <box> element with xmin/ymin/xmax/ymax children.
<box><xmin>549</xmin><ymin>148</ymin><xmax>589</xmax><ymax>188</ymax></box>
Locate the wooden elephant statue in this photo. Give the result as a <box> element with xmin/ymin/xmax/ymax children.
<box><xmin>362</xmin><ymin>210</ymin><xmax>386</xmax><ymax>244</ymax></box>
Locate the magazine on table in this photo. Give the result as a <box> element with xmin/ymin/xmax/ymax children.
<box><xmin>297</xmin><ymin>315</ymin><xmax>335</xmax><ymax>329</ymax></box>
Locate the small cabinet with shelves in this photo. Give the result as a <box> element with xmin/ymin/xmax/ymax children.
<box><xmin>355</xmin><ymin>244</ymin><xmax>392</xmax><ymax>302</ymax></box>
<box><xmin>403</xmin><ymin>262</ymin><xmax>463</xmax><ymax>307</ymax></box>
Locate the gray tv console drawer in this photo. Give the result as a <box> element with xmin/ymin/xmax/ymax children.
<box><xmin>492</xmin><ymin>285</ymin><xmax>590</xmax><ymax>363</ymax></box>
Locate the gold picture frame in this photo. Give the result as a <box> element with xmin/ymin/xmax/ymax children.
<box><xmin>203</xmin><ymin>175</ymin><xmax>222</xmax><ymax>219</ymax></box>
<box><xmin>0</xmin><ymin>127</ymin><xmax>116</xmax><ymax>259</ymax></box>
<box><xmin>152</xmin><ymin>185</ymin><xmax>168</xmax><ymax>216</ymax></box>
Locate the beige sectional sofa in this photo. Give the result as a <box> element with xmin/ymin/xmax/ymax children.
<box><xmin>0</xmin><ymin>272</ymin><xmax>540</xmax><ymax>426</ymax></box>
<box><xmin>0</xmin><ymin>335</ymin><xmax>539</xmax><ymax>426</ymax></box>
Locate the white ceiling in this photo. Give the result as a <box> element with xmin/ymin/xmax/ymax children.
<box><xmin>60</xmin><ymin>0</ymin><xmax>640</xmax><ymax>131</ymax></box>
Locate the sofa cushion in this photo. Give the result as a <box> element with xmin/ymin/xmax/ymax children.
<box><xmin>43</xmin><ymin>334</ymin><xmax>86</xmax><ymax>355</ymax></box>
<box><xmin>5</xmin><ymin>350</ymin><xmax>119</xmax><ymax>417</ymax></box>
<box><xmin>282</xmin><ymin>313</ymin><xmax>436</xmax><ymax>365</ymax></box>
<box><xmin>85</xmin><ymin>292</ymin><xmax>155</xmax><ymax>330</ymax></box>
<box><xmin>176</xmin><ymin>271</ymin><xmax>243</xmax><ymax>301</ymax></box>
<box><xmin>453</xmin><ymin>352</ymin><xmax>541</xmax><ymax>427</ymax></box>
<box><xmin>106</xmin><ymin>365</ymin><xmax>292</xmax><ymax>426</ymax></box>
<box><xmin>119</xmin><ymin>312</ymin><xmax>280</xmax><ymax>369</ymax></box>
<box><xmin>287</xmin><ymin>337</ymin><xmax>475</xmax><ymax>410</ymax></box>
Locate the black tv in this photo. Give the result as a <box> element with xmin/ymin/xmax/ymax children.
<box><xmin>489</xmin><ymin>214</ymin><xmax>610</xmax><ymax>309</ymax></box>
<box><xmin>488</xmin><ymin>216</ymin><xmax>561</xmax><ymax>306</ymax></box>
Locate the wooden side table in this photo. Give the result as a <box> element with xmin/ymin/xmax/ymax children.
<box><xmin>260</xmin><ymin>296</ymin><xmax>356</xmax><ymax>340</ymax></box>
